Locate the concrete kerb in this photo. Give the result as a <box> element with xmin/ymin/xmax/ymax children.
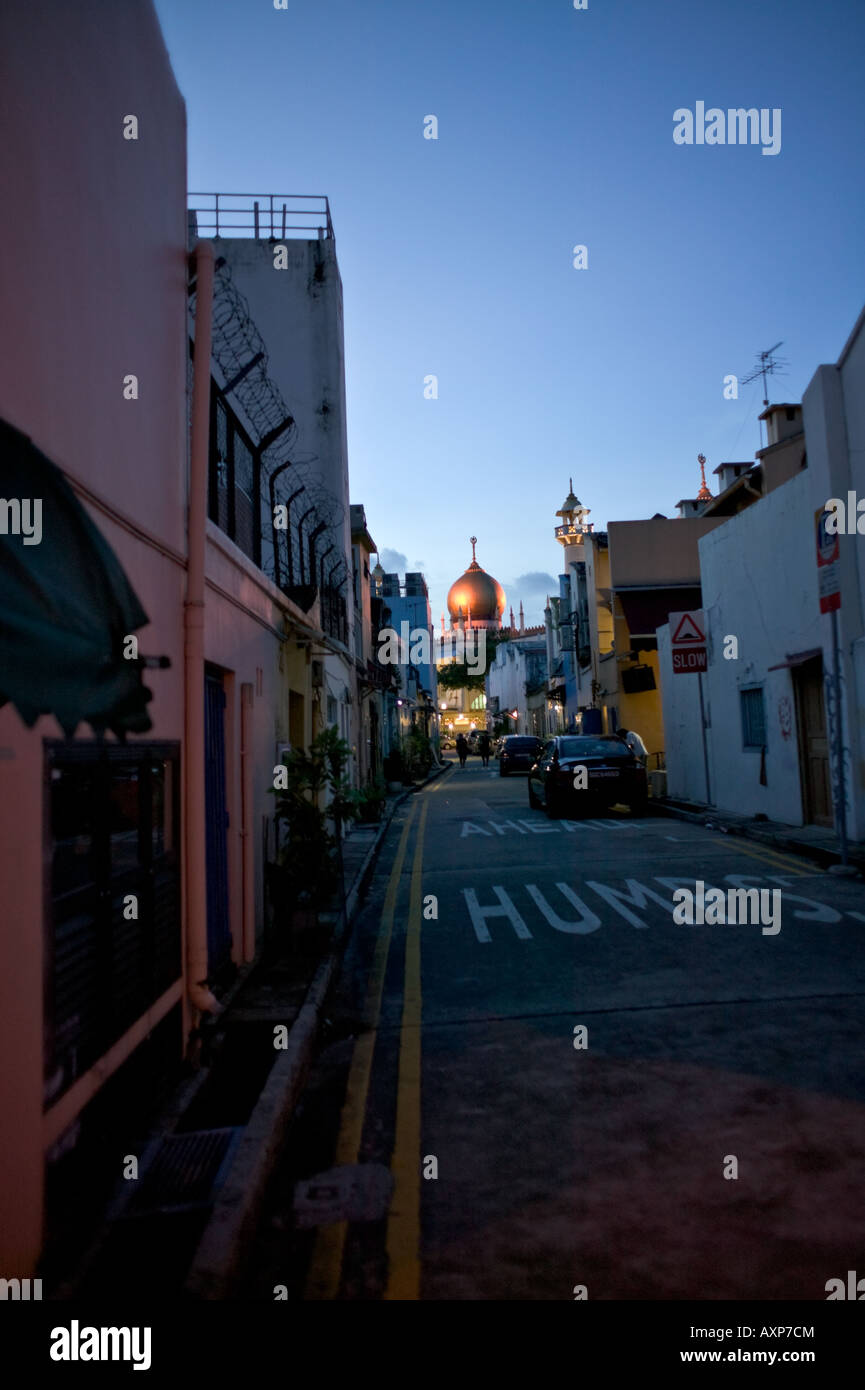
<box><xmin>653</xmin><ymin>799</ymin><xmax>865</xmax><ymax>873</ymax></box>
<box><xmin>184</xmin><ymin>758</ymin><xmax>450</xmax><ymax>1300</ymax></box>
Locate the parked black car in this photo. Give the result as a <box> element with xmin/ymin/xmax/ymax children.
<box><xmin>527</xmin><ymin>735</ymin><xmax>649</xmax><ymax>815</ymax></box>
<box><xmin>498</xmin><ymin>734</ymin><xmax>543</xmax><ymax>775</ymax></box>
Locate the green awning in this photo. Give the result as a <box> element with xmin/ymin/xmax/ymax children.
<box><xmin>0</xmin><ymin>416</ymin><xmax>154</xmax><ymax>737</ymax></box>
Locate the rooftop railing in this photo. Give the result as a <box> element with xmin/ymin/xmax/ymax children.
<box><xmin>189</xmin><ymin>192</ymin><xmax>333</xmax><ymax>240</ymax></box>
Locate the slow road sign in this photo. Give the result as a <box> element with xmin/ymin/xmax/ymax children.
<box><xmin>670</xmin><ymin>609</ymin><xmax>707</xmax><ymax>674</ymax></box>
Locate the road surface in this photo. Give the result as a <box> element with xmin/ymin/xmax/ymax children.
<box><xmin>247</xmin><ymin>757</ymin><xmax>865</xmax><ymax>1301</ymax></box>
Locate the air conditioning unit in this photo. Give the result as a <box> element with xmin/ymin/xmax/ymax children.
<box><xmin>311</xmin><ymin>659</ymin><xmax>324</xmax><ymax>688</ymax></box>
<box><xmin>649</xmin><ymin>769</ymin><xmax>667</xmax><ymax>800</ymax></box>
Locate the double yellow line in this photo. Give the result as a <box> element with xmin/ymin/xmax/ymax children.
<box><xmin>305</xmin><ymin>791</ymin><xmax>430</xmax><ymax>1300</ymax></box>
<box><xmin>385</xmin><ymin>798</ymin><xmax>427</xmax><ymax>1299</ymax></box>
<box><xmin>732</xmin><ymin>839</ymin><xmax>811</xmax><ymax>877</ymax></box>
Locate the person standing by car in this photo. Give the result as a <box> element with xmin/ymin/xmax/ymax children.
<box><xmin>615</xmin><ymin>727</ymin><xmax>649</xmax><ymax>764</ymax></box>
<box><xmin>478</xmin><ymin>729</ymin><xmax>491</xmax><ymax>768</ymax></box>
<box><xmin>456</xmin><ymin>733</ymin><xmax>468</xmax><ymax>768</ymax></box>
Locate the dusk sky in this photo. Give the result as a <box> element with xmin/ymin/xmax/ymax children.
<box><xmin>155</xmin><ymin>0</ymin><xmax>865</xmax><ymax>627</ymax></box>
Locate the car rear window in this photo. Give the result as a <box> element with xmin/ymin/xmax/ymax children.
<box><xmin>506</xmin><ymin>737</ymin><xmax>541</xmax><ymax>749</ymax></box>
<box><xmin>558</xmin><ymin>737</ymin><xmax>630</xmax><ymax>758</ymax></box>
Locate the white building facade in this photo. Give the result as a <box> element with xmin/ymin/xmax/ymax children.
<box><xmin>487</xmin><ymin>634</ymin><xmax>549</xmax><ymax>736</ymax></box>
<box><xmin>659</xmin><ymin>303</ymin><xmax>865</xmax><ymax>842</ymax></box>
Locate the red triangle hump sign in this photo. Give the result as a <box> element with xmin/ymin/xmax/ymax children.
<box><xmin>672</xmin><ymin>612</ymin><xmax>705</xmax><ymax>643</ymax></box>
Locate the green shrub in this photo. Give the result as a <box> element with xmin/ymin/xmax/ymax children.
<box><xmin>269</xmin><ymin>727</ymin><xmax>358</xmax><ymax>909</ymax></box>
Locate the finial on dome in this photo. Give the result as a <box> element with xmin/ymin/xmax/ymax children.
<box><xmin>556</xmin><ymin>482</ymin><xmax>583</xmax><ymax>519</ymax></box>
<box><xmin>696</xmin><ymin>452</ymin><xmax>712</xmax><ymax>502</ymax></box>
<box><xmin>446</xmin><ymin>539</ymin><xmax>505</xmax><ymax>627</ymax></box>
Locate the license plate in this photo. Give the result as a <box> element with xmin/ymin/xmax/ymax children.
<box><xmin>589</xmin><ymin>770</ymin><xmax>618</xmax><ymax>778</ymax></box>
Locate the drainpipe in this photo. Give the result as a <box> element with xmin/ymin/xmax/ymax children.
<box><xmin>186</xmin><ymin>240</ymin><xmax>222</xmax><ymax>1015</ymax></box>
<box><xmin>240</xmin><ymin>682</ymin><xmax>255</xmax><ymax>962</ymax></box>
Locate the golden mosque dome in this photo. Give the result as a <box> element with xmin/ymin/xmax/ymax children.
<box><xmin>446</xmin><ymin>537</ymin><xmax>505</xmax><ymax>627</ymax></box>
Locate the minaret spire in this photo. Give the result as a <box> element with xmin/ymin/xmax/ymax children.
<box><xmin>696</xmin><ymin>452</ymin><xmax>712</xmax><ymax>502</ymax></box>
<box><xmin>470</xmin><ymin>535</ymin><xmax>477</xmax><ymax>564</ymax></box>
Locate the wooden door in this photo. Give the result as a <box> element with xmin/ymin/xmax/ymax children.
<box><xmin>794</xmin><ymin>659</ymin><xmax>832</xmax><ymax>827</ymax></box>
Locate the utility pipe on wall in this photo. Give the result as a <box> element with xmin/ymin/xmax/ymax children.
<box><xmin>185</xmin><ymin>240</ymin><xmax>221</xmax><ymax>1015</ymax></box>
<box><xmin>240</xmin><ymin>682</ymin><xmax>256</xmax><ymax>961</ymax></box>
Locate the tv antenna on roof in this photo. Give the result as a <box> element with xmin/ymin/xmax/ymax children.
<box><xmin>741</xmin><ymin>341</ymin><xmax>789</xmax><ymax>446</ymax></box>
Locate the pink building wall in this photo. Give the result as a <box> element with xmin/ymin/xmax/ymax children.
<box><xmin>0</xmin><ymin>0</ymin><xmax>188</xmax><ymax>1274</ymax></box>
<box><xmin>0</xmin><ymin>1</ymin><xmax>343</xmax><ymax>1280</ymax></box>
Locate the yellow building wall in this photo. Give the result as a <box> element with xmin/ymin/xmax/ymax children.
<box><xmin>593</xmin><ymin>546</ymin><xmax>614</xmax><ymax>654</ymax></box>
<box><xmin>607</xmin><ymin>604</ymin><xmax>665</xmax><ymax>757</ymax></box>
<box><xmin>618</xmin><ymin>648</ymin><xmax>665</xmax><ymax>757</ymax></box>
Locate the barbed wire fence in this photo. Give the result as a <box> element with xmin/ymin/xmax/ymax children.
<box><xmin>188</xmin><ymin>253</ymin><xmax>347</xmax><ymax>604</ymax></box>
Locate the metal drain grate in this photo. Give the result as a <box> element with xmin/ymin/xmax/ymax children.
<box><xmin>119</xmin><ymin>1128</ymin><xmax>243</xmax><ymax>1217</ymax></box>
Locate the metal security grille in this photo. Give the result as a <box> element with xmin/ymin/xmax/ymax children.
<box><xmin>119</xmin><ymin>1128</ymin><xmax>243</xmax><ymax>1217</ymax></box>
<box><xmin>44</xmin><ymin>743</ymin><xmax>181</xmax><ymax>1109</ymax></box>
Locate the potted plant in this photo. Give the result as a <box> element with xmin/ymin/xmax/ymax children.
<box><xmin>268</xmin><ymin>727</ymin><xmax>358</xmax><ymax>950</ymax></box>
<box><xmin>351</xmin><ymin>780</ymin><xmax>387</xmax><ymax>824</ymax></box>
<box><xmin>404</xmin><ymin>726</ymin><xmax>432</xmax><ymax>782</ymax></box>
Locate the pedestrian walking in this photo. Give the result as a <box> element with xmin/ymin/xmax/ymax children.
<box><xmin>456</xmin><ymin>733</ymin><xmax>468</xmax><ymax>768</ymax></box>
<box><xmin>478</xmin><ymin>730</ymin><xmax>491</xmax><ymax>768</ymax></box>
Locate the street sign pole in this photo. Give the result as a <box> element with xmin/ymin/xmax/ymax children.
<box><xmin>816</xmin><ymin>506</ymin><xmax>847</xmax><ymax>866</ymax></box>
<box><xmin>697</xmin><ymin>670</ymin><xmax>712</xmax><ymax>807</ymax></box>
<box><xmin>831</xmin><ymin>606</ymin><xmax>848</xmax><ymax>866</ymax></box>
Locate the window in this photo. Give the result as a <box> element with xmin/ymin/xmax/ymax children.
<box><xmin>208</xmin><ymin>382</ymin><xmax>261</xmax><ymax>567</ymax></box>
<box><xmin>558</xmin><ymin>737</ymin><xmax>630</xmax><ymax>759</ymax></box>
<box><xmin>233</xmin><ymin>431</ymin><xmax>256</xmax><ymax>559</ymax></box>
<box><xmin>740</xmin><ymin>686</ymin><xmax>766</xmax><ymax>748</ymax></box>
